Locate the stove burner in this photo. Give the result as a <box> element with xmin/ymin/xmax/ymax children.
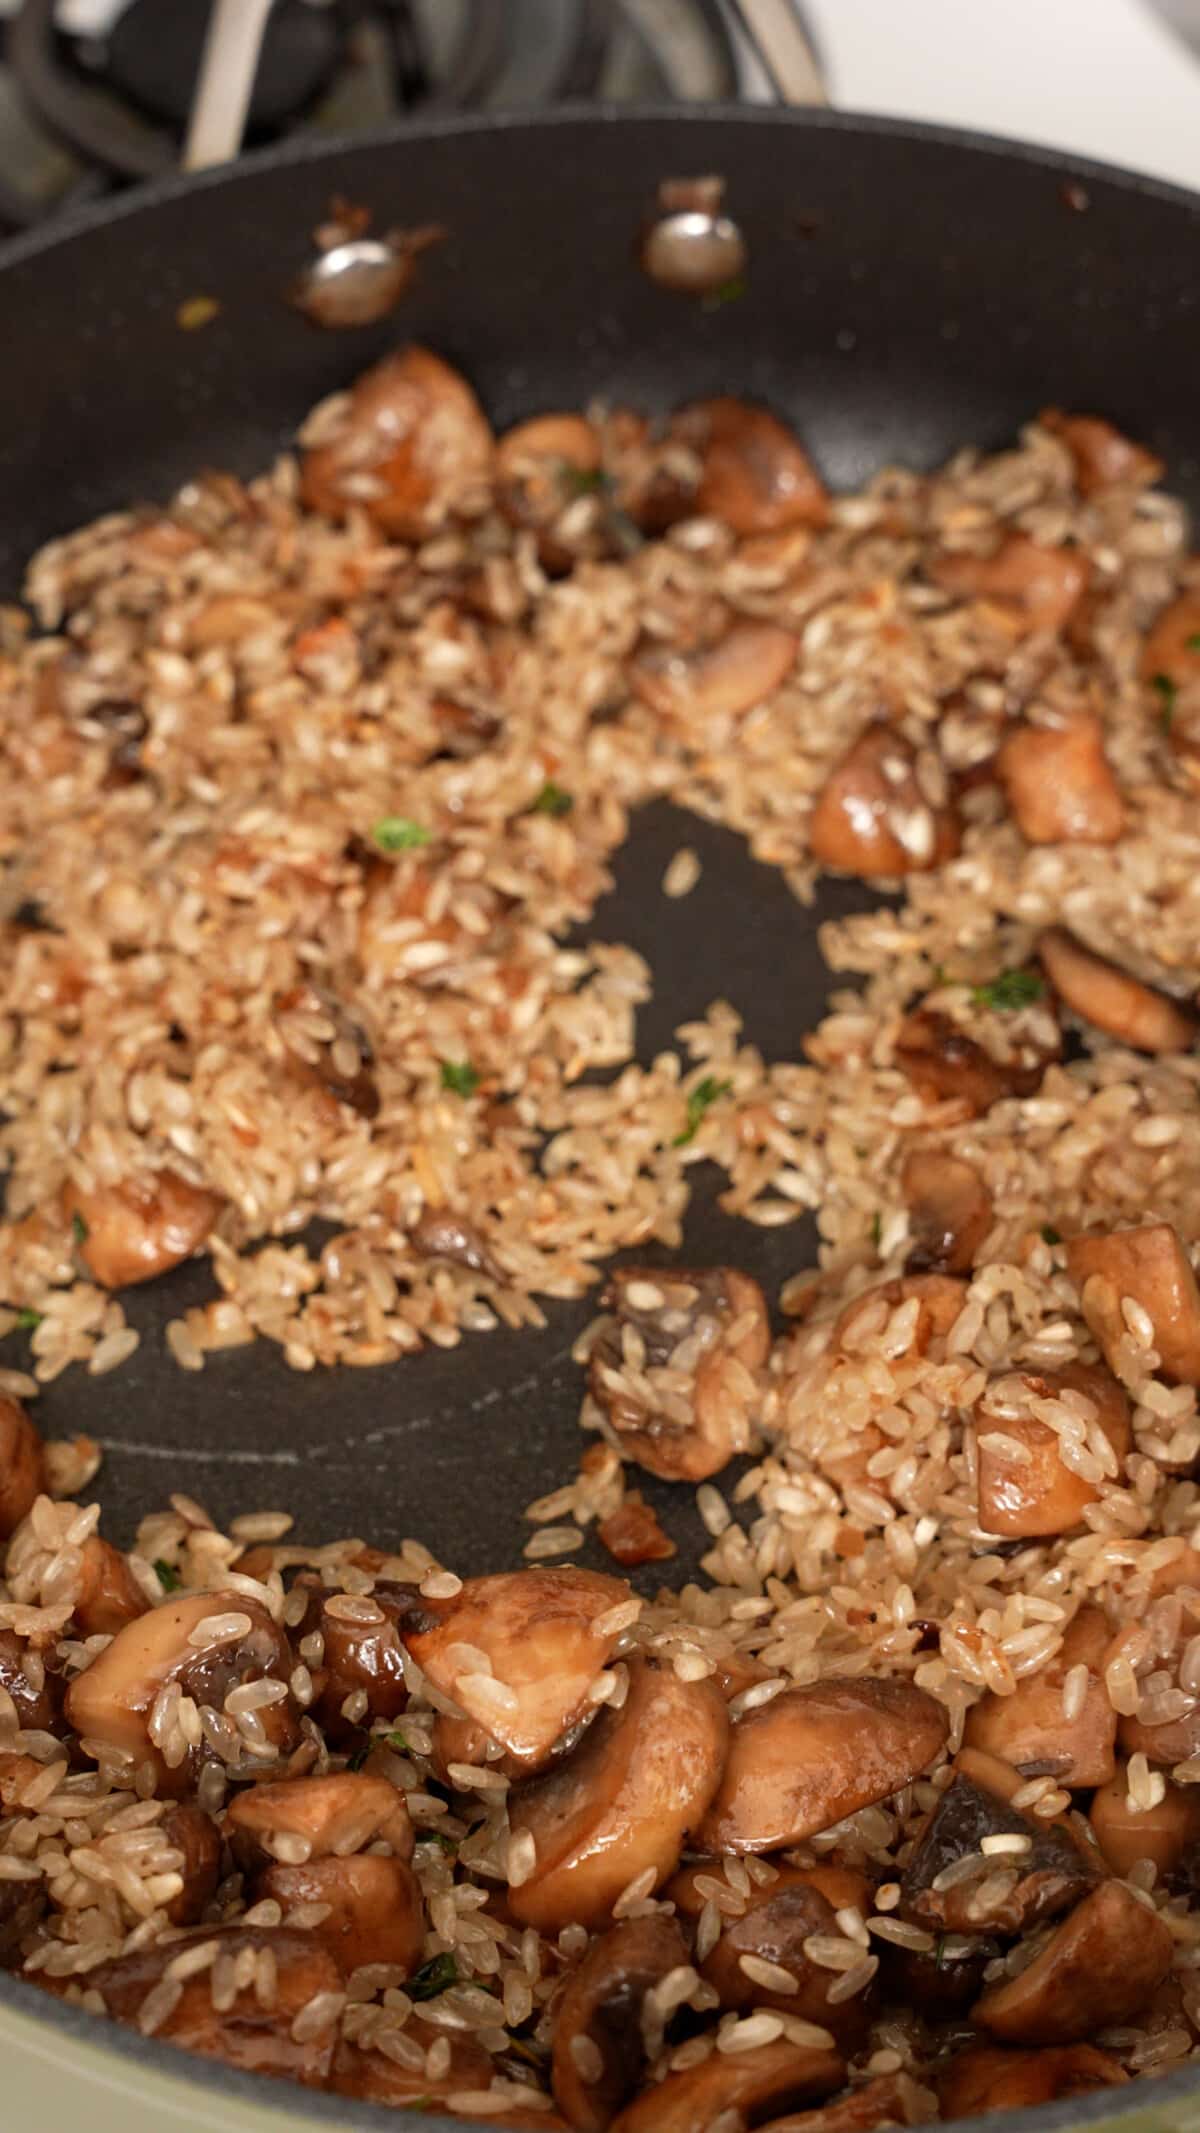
<box><xmin>0</xmin><ymin>0</ymin><xmax>741</xmax><ymax>231</ymax></box>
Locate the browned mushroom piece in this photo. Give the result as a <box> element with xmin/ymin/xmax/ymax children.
<box><xmin>1041</xmin><ymin>409</ymin><xmax>1163</xmax><ymax>496</ymax></box>
<box><xmin>299</xmin><ymin>345</ymin><xmax>494</xmax><ymax>539</ymax></box>
<box><xmin>755</xmin><ymin>2070</ymin><xmax>937</xmax><ymax>2133</ymax></box>
<box><xmin>808</xmin><ymin>726</ymin><xmax>961</xmax><ymax>880</ymax></box>
<box><xmin>294</xmin><ymin>1574</ymin><xmax>420</xmax><ymax>1743</ymax></box>
<box><xmin>1106</xmin><ymin>1610</ymin><xmax>1200</xmax><ymax>1768</ymax></box>
<box><xmin>939</xmin><ymin>2041</ymin><xmax>1128</xmax><ymax>2120</ymax></box>
<box><xmin>1065</xmin><ymin>1222</ymin><xmax>1200</xmax><ymax>1386</ymax></box>
<box><xmin>495</xmin><ymin>413</ymin><xmax>607</xmax><ymax>569</ymax></box>
<box><xmin>597</xmin><ymin>1492</ymin><xmax>677</xmax><ymax>1568</ymax></box>
<box><xmin>64</xmin><ymin>1589</ymin><xmax>300</xmax><ymax>1795</ymax></box>
<box><xmin>996</xmin><ymin>711</ymin><xmax>1124</xmax><ymax>845</ymax></box>
<box><xmin>973</xmin><ymin>1363</ymin><xmax>1132</xmax><ymax>1542</ymax></box>
<box><xmin>972</xmin><ymin>1879</ymin><xmax>1173</xmax><ymax>2044</ymax></box>
<box><xmin>1140</xmin><ymin>587</ymin><xmax>1200</xmax><ymax>693</ymax></box>
<box><xmin>930</xmin><ymin>534</ymin><xmax>1089</xmax><ymax>636</ymax></box>
<box><xmin>63</xmin><ymin>1169</ymin><xmax>222</xmax><ymax>1290</ymax></box>
<box><xmin>901</xmin><ymin>1149</ymin><xmax>993</xmax><ymax>1275</ymax></box>
<box><xmin>78</xmin><ymin>1927</ymin><xmax>344</xmax><ymax>2084</ymax></box>
<box><xmin>894</xmin><ymin>1006</ymin><xmax>1056</xmax><ymax>1120</ymax></box>
<box><xmin>274</xmin><ymin>983</ymin><xmax>379</xmax><ymax>1120</ymax></box>
<box><xmin>886</xmin><ymin>1934</ymin><xmax>999</xmax><ymax>2022</ymax></box>
<box><xmin>505</xmin><ymin>1655</ymin><xmax>728</xmax><ymax>1932</ymax></box>
<box><xmin>0</xmin><ymin>1876</ymin><xmax>46</xmax><ymax>1968</ymax></box>
<box><xmin>72</xmin><ymin>1537</ymin><xmax>150</xmax><ymax>1638</ymax></box>
<box><xmin>0</xmin><ymin>1627</ymin><xmax>61</xmax><ymax>1734</ymax></box>
<box><xmin>587</xmin><ymin>1266</ymin><xmax>769</xmax><ymax>1485</ymax></box>
<box><xmin>161</xmin><ymin>1801</ymin><xmax>222</xmax><ymax>1926</ymax></box>
<box><xmin>1089</xmin><ymin>1762</ymin><xmax>1200</xmax><ymax>1879</ymax></box>
<box><xmin>404</xmin><ymin>1566</ymin><xmax>633</xmax><ymax>1779</ymax></box>
<box><xmin>695</xmin><ymin>1677</ymin><xmax>948</xmax><ymax>1855</ymax></box>
<box><xmin>329</xmin><ymin>2022</ymin><xmax>519</xmax><ymax>2110</ymax></box>
<box><xmin>610</xmin><ymin>2038</ymin><xmax>845</xmax><ymax>2133</ymax></box>
<box><xmin>0</xmin><ymin>1395</ymin><xmax>45</xmax><ymax>1538</ymax></box>
<box><xmin>668</xmin><ymin>1861</ymin><xmax>876</xmax><ymax>2043</ymax></box>
<box><xmin>550</xmin><ymin>1911</ymin><xmax>691</xmax><ymax>2132</ymax></box>
<box><xmin>258</xmin><ymin>1853</ymin><xmax>424</xmax><ymax>1976</ymax></box>
<box><xmin>629</xmin><ymin>622</ymin><xmax>798</xmax><ymax>727</ymax></box>
<box><xmin>675</xmin><ymin>397</ymin><xmax>829</xmax><ymax>535</ymax></box>
<box><xmin>409</xmin><ymin>1207</ymin><xmax>506</xmax><ymax>1284</ymax></box>
<box><xmin>901</xmin><ymin>1759</ymin><xmax>1098</xmax><ymax>1936</ymax></box>
<box><xmin>964</xmin><ymin>1604</ymin><xmax>1117</xmax><ymax>1785</ymax></box>
<box><xmin>1038</xmin><ymin>927</ymin><xmax>1197</xmax><ymax>1054</ymax></box>
<box><xmin>831</xmin><ymin>1274</ymin><xmax>966</xmax><ymax>1358</ymax></box>
<box><xmin>225</xmin><ymin>1771</ymin><xmax>412</xmax><ymax>1869</ymax></box>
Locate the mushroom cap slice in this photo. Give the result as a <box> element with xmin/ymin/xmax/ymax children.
<box><xmin>1090</xmin><ymin>1763</ymin><xmax>1200</xmax><ymax>1880</ymax></box>
<box><xmin>82</xmin><ymin>1927</ymin><xmax>344</xmax><ymax>2085</ymax></box>
<box><xmin>1066</xmin><ymin>1221</ymin><xmax>1200</xmax><ymax>1386</ymax></box>
<box><xmin>696</xmin><ymin>1678</ymin><xmax>948</xmax><ymax>1854</ymax></box>
<box><xmin>0</xmin><ymin>1398</ymin><xmax>44</xmax><ymax>1540</ymax></box>
<box><xmin>808</xmin><ymin>727</ymin><xmax>959</xmax><ymax>881</ymax></box>
<box><xmin>506</xmin><ymin>1656</ymin><xmax>728</xmax><ymax>1932</ymax></box>
<box><xmin>997</xmin><ymin>713</ymin><xmax>1124</xmax><ymax>847</ymax></box>
<box><xmin>405</xmin><ymin>1566</ymin><xmax>633</xmax><ymax>1774</ymax></box>
<box><xmin>629</xmin><ymin>622</ymin><xmax>798</xmax><ymax>727</ymax></box>
<box><xmin>225</xmin><ymin>1771</ymin><xmax>412</xmax><ymax>1867</ymax></box>
<box><xmin>72</xmin><ymin>1537</ymin><xmax>149</xmax><ymax>1639</ymax></box>
<box><xmin>939</xmin><ymin>2041</ymin><xmax>1127</xmax><ymax>2119</ymax></box>
<box><xmin>972</xmin><ymin>1879</ymin><xmax>1173</xmax><ymax>2044</ymax></box>
<box><xmin>963</xmin><ymin>1603</ymin><xmax>1116</xmax><ymax>1786</ymax></box>
<box><xmin>901</xmin><ymin>1150</ymin><xmax>993</xmax><ymax>1276</ymax></box>
<box><xmin>299</xmin><ymin>345</ymin><xmax>494</xmax><ymax>539</ymax></box>
<box><xmin>680</xmin><ymin>398</ymin><xmax>829</xmax><ymax>535</ymax></box>
<box><xmin>755</xmin><ymin>2070</ymin><xmax>937</xmax><ymax>2132</ymax></box>
<box><xmin>973</xmin><ymin>1366</ymin><xmax>1131</xmax><ymax>1543</ymax></box>
<box><xmin>160</xmin><ymin>1802</ymin><xmax>222</xmax><ymax>1927</ymax></box>
<box><xmin>668</xmin><ymin>1862</ymin><xmax>875</xmax><ymax>2042</ymax></box>
<box><xmin>551</xmin><ymin>1911</ymin><xmax>690</xmax><ymax>2132</ymax></box>
<box><xmin>610</xmin><ymin>2037</ymin><xmax>844</xmax><ymax>2133</ymax></box>
<box><xmin>1039</xmin><ymin>927</ymin><xmax>1197</xmax><ymax>1054</ymax></box>
<box><xmin>258</xmin><ymin>1853</ymin><xmax>424</xmax><ymax>1977</ymax></box>
<box><xmin>901</xmin><ymin>1764</ymin><xmax>1097</xmax><ymax>1936</ymax></box>
<box><xmin>63</xmin><ymin>1169</ymin><xmax>222</xmax><ymax>1290</ymax></box>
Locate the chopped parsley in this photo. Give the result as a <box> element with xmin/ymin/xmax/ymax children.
<box><xmin>702</xmin><ymin>275</ymin><xmax>747</xmax><ymax>311</ymax></box>
<box><xmin>408</xmin><ymin>1953</ymin><xmax>459</xmax><ymax>2002</ymax></box>
<box><xmin>1153</xmin><ymin>673</ymin><xmax>1177</xmax><ymax>733</ymax></box>
<box><xmin>382</xmin><ymin>1728</ymin><xmax>414</xmax><ymax>1756</ymax></box>
<box><xmin>673</xmin><ymin>1075</ymin><xmax>734</xmax><ymax>1148</ymax></box>
<box><xmin>345</xmin><ymin>1741</ymin><xmax>371</xmax><ymax>1772</ymax></box>
<box><xmin>971</xmin><ymin>968</ymin><xmax>1043</xmax><ymax>1013</ymax></box>
<box><xmin>934</xmin><ymin>1935</ymin><xmax>949</xmax><ymax>1972</ymax></box>
<box><xmin>154</xmin><ymin>1560</ymin><xmax>181</xmax><ymax>1592</ymax></box>
<box><xmin>71</xmin><ymin>1211</ymin><xmax>89</xmax><ymax>1246</ymax></box>
<box><xmin>13</xmin><ymin>1308</ymin><xmax>41</xmax><ymax>1333</ymax></box>
<box><xmin>371</xmin><ymin>816</ymin><xmax>431</xmax><ymax>853</ymax></box>
<box><xmin>531</xmin><ymin>780</ymin><xmax>574</xmax><ymax>818</ymax></box>
<box><xmin>424</xmin><ymin>1829</ymin><xmax>460</xmax><ymax>1856</ymax></box>
<box><xmin>559</xmin><ymin>463</ymin><xmax>612</xmax><ymax>497</ymax></box>
<box><xmin>870</xmin><ymin>1212</ymin><xmax>883</xmax><ymax>1248</ymax></box>
<box><xmin>1041</xmin><ymin>1224</ymin><xmax>1062</xmax><ymax>1246</ymax></box>
<box><xmin>440</xmin><ymin>1060</ymin><xmax>480</xmax><ymax>1099</ymax></box>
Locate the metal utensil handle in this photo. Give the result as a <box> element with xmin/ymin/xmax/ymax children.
<box><xmin>726</xmin><ymin>0</ymin><xmax>828</xmax><ymax>106</ymax></box>
<box><xmin>183</xmin><ymin>0</ymin><xmax>275</xmax><ymax>171</ymax></box>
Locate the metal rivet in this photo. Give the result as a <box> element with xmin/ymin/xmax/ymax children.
<box><xmin>640</xmin><ymin>176</ymin><xmax>747</xmax><ymax>295</ymax></box>
<box><xmin>289</xmin><ymin>227</ymin><xmax>443</xmax><ymax>330</ymax></box>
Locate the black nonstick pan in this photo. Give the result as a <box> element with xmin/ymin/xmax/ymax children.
<box><xmin>1</xmin><ymin>104</ymin><xmax>1199</xmax><ymax>2133</ymax></box>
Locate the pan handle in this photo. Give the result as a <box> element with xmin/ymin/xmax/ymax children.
<box><xmin>183</xmin><ymin>0</ymin><xmax>275</xmax><ymax>172</ymax></box>
<box><xmin>725</xmin><ymin>0</ymin><xmax>828</xmax><ymax>107</ymax></box>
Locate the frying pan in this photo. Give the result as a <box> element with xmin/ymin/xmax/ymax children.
<box><xmin>1</xmin><ymin>103</ymin><xmax>1199</xmax><ymax>2133</ymax></box>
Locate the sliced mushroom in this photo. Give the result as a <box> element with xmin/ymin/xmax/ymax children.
<box><xmin>696</xmin><ymin>1677</ymin><xmax>949</xmax><ymax>1854</ymax></box>
<box><xmin>901</xmin><ymin>1762</ymin><xmax>1097</xmax><ymax>1935</ymax></box>
<box><xmin>0</xmin><ymin>1627</ymin><xmax>61</xmax><ymax>1734</ymax></box>
<box><xmin>73</xmin><ymin>1537</ymin><xmax>150</xmax><ymax>1639</ymax></box>
<box><xmin>756</xmin><ymin>2071</ymin><xmax>937</xmax><ymax>2133</ymax></box>
<box><xmin>808</xmin><ymin>727</ymin><xmax>960</xmax><ymax>880</ymax></box>
<box><xmin>939</xmin><ymin>2041</ymin><xmax>1127</xmax><ymax>2120</ymax></box>
<box><xmin>0</xmin><ymin>1398</ymin><xmax>45</xmax><ymax>1539</ymax></box>
<box><xmin>258</xmin><ymin>1853</ymin><xmax>423</xmax><ymax>1977</ymax></box>
<box><xmin>587</xmin><ymin>1266</ymin><xmax>769</xmax><ymax>1485</ymax></box>
<box><xmin>1140</xmin><ymin>588</ymin><xmax>1200</xmax><ymax>693</ymax></box>
<box><xmin>901</xmin><ymin>1150</ymin><xmax>992</xmax><ymax>1276</ymax></box>
<box><xmin>894</xmin><ymin>1007</ymin><xmax>1055</xmax><ymax>1119</ymax></box>
<box><xmin>597</xmin><ymin>1493</ymin><xmax>677</xmax><ymax>1568</ymax></box>
<box><xmin>1090</xmin><ymin>1762</ymin><xmax>1200</xmax><ymax>1879</ymax></box>
<box><xmin>611</xmin><ymin>2038</ymin><xmax>844</xmax><ymax>2133</ymax></box>
<box><xmin>886</xmin><ymin>1934</ymin><xmax>999</xmax><ymax>2022</ymax></box>
<box><xmin>330</xmin><ymin>2021</ymin><xmax>546</xmax><ymax>2112</ymax></box>
<box><xmin>409</xmin><ymin>1207</ymin><xmax>506</xmax><ymax>1284</ymax></box>
<box><xmin>506</xmin><ymin>1656</ymin><xmax>728</xmax><ymax>1932</ymax></box>
<box><xmin>677</xmin><ymin>397</ymin><xmax>829</xmax><ymax>535</ymax></box>
<box><xmin>972</xmin><ymin>1879</ymin><xmax>1173</xmax><ymax>2043</ymax></box>
<box><xmin>64</xmin><ymin>1589</ymin><xmax>299</xmax><ymax>1795</ymax></box>
<box><xmin>997</xmin><ymin>711</ymin><xmax>1124</xmax><ymax>845</ymax></box>
<box><xmin>295</xmin><ymin>1574</ymin><xmax>417</xmax><ymax>1743</ymax></box>
<box><xmin>1041</xmin><ymin>409</ymin><xmax>1162</xmax><ymax>496</ymax></box>
<box><xmin>299</xmin><ymin>346</ymin><xmax>494</xmax><ymax>539</ymax></box>
<box><xmin>830</xmin><ymin>1274</ymin><xmax>966</xmax><ymax>1359</ymax></box>
<box><xmin>973</xmin><ymin>1363</ymin><xmax>1132</xmax><ymax>1541</ymax></box>
<box><xmin>274</xmin><ymin>983</ymin><xmax>379</xmax><ymax>1120</ymax></box>
<box><xmin>964</xmin><ymin>1604</ymin><xmax>1117</xmax><ymax>1785</ymax></box>
<box><xmin>496</xmin><ymin>413</ymin><xmax>607</xmax><ymax>569</ymax></box>
<box><xmin>551</xmin><ymin>1911</ymin><xmax>690</xmax><ymax>2132</ymax></box>
<box><xmin>160</xmin><ymin>1801</ymin><xmax>222</xmax><ymax>1926</ymax></box>
<box><xmin>930</xmin><ymin>535</ymin><xmax>1089</xmax><ymax>636</ymax></box>
<box><xmin>79</xmin><ymin>1927</ymin><xmax>343</xmax><ymax>2084</ymax></box>
<box><xmin>629</xmin><ymin>622</ymin><xmax>798</xmax><ymax>726</ymax></box>
<box><xmin>404</xmin><ymin>1566</ymin><xmax>633</xmax><ymax>1778</ymax></box>
<box><xmin>63</xmin><ymin>1169</ymin><xmax>222</xmax><ymax>1289</ymax></box>
<box><xmin>1107</xmin><ymin>1611</ymin><xmax>1200</xmax><ymax>1768</ymax></box>
<box><xmin>1066</xmin><ymin>1222</ymin><xmax>1200</xmax><ymax>1386</ymax></box>
<box><xmin>1039</xmin><ymin>927</ymin><xmax>1197</xmax><ymax>1054</ymax></box>
<box><xmin>668</xmin><ymin>1861</ymin><xmax>876</xmax><ymax>2043</ymax></box>
<box><xmin>225</xmin><ymin>1771</ymin><xmax>412</xmax><ymax>1869</ymax></box>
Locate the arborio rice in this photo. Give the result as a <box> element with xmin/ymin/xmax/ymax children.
<box><xmin>1</xmin><ymin>352</ymin><xmax>1200</xmax><ymax>2124</ymax></box>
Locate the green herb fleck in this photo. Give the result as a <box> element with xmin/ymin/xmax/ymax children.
<box><xmin>1153</xmin><ymin>673</ymin><xmax>1177</xmax><ymax>734</ymax></box>
<box><xmin>559</xmin><ymin>463</ymin><xmax>612</xmax><ymax>497</ymax></box>
<box><xmin>71</xmin><ymin>1211</ymin><xmax>89</xmax><ymax>1246</ymax></box>
<box><xmin>1187</xmin><ymin>633</ymin><xmax>1200</xmax><ymax>652</ymax></box>
<box><xmin>425</xmin><ymin>1829</ymin><xmax>459</xmax><ymax>1856</ymax></box>
<box><xmin>382</xmin><ymin>1729</ymin><xmax>413</xmax><ymax>1756</ymax></box>
<box><xmin>673</xmin><ymin>1075</ymin><xmax>734</xmax><ymax>1148</ymax></box>
<box><xmin>531</xmin><ymin>780</ymin><xmax>574</xmax><ymax>818</ymax></box>
<box><xmin>702</xmin><ymin>275</ymin><xmax>747</xmax><ymax>311</ymax></box>
<box><xmin>971</xmin><ymin>968</ymin><xmax>1043</xmax><ymax>1013</ymax></box>
<box><xmin>154</xmin><ymin>1560</ymin><xmax>181</xmax><ymax>1593</ymax></box>
<box><xmin>372</xmin><ymin>816</ymin><xmax>431</xmax><ymax>853</ymax></box>
<box><xmin>440</xmin><ymin>1060</ymin><xmax>480</xmax><ymax>1099</ymax></box>
<box><xmin>870</xmin><ymin>1212</ymin><xmax>883</xmax><ymax>1248</ymax></box>
<box><xmin>345</xmin><ymin>1741</ymin><xmax>370</xmax><ymax>1773</ymax></box>
<box><xmin>1041</xmin><ymin>1224</ymin><xmax>1062</xmax><ymax>1246</ymax></box>
<box><xmin>409</xmin><ymin>1953</ymin><xmax>459</xmax><ymax>2002</ymax></box>
<box><xmin>935</xmin><ymin>1935</ymin><xmax>948</xmax><ymax>1972</ymax></box>
<box><xmin>13</xmin><ymin>1308</ymin><xmax>41</xmax><ymax>1333</ymax></box>
<box><xmin>402</xmin><ymin>2101</ymin><xmax>434</xmax><ymax>2114</ymax></box>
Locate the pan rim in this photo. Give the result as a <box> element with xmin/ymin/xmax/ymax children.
<box><xmin>0</xmin><ymin>96</ymin><xmax>1196</xmax><ymax>2133</ymax></box>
